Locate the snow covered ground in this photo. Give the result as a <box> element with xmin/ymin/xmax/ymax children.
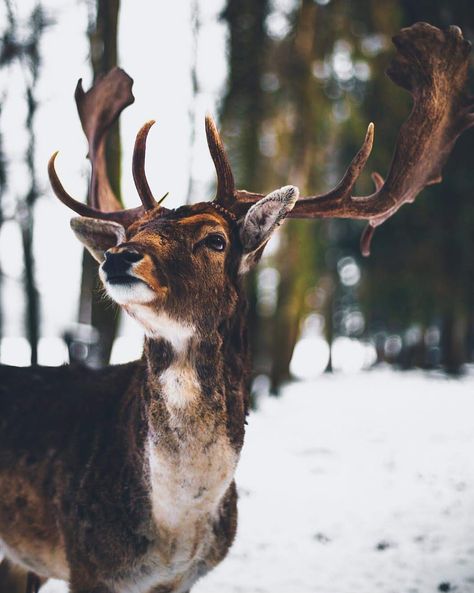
<box><xmin>40</xmin><ymin>369</ymin><xmax>474</xmax><ymax>593</ymax></box>
<box><xmin>196</xmin><ymin>369</ymin><xmax>474</xmax><ymax>593</ymax></box>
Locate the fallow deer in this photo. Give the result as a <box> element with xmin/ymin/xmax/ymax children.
<box><xmin>0</xmin><ymin>22</ymin><xmax>473</xmax><ymax>593</ymax></box>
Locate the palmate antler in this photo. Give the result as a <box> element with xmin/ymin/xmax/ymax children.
<box><xmin>48</xmin><ymin>68</ymin><xmax>162</xmax><ymax>227</ymax></box>
<box><xmin>206</xmin><ymin>22</ymin><xmax>474</xmax><ymax>255</ymax></box>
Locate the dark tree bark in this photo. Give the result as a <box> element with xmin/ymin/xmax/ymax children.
<box><xmin>16</xmin><ymin>5</ymin><xmax>49</xmax><ymax>365</ymax></box>
<box><xmin>23</xmin><ymin>84</ymin><xmax>41</xmax><ymax>366</ymax></box>
<box><xmin>21</xmin><ymin>208</ymin><xmax>40</xmax><ymax>366</ymax></box>
<box><xmin>77</xmin><ymin>0</ymin><xmax>122</xmax><ymax>366</ymax></box>
<box><xmin>0</xmin><ymin>103</ymin><xmax>5</xmax><ymax>342</ymax></box>
<box><xmin>220</xmin><ymin>0</ymin><xmax>270</xmax><ymax>381</ymax></box>
<box><xmin>186</xmin><ymin>0</ymin><xmax>200</xmax><ymax>205</ymax></box>
<box><xmin>268</xmin><ymin>0</ymin><xmax>324</xmax><ymax>390</ymax></box>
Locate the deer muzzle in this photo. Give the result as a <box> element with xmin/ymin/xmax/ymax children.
<box><xmin>102</xmin><ymin>249</ymin><xmax>144</xmax><ymax>285</ymax></box>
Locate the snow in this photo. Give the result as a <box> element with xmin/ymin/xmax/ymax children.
<box><xmin>196</xmin><ymin>369</ymin><xmax>474</xmax><ymax>593</ymax></box>
<box><xmin>39</xmin><ymin>369</ymin><xmax>474</xmax><ymax>592</ymax></box>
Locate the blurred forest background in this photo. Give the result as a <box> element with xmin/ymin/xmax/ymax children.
<box><xmin>1</xmin><ymin>0</ymin><xmax>474</xmax><ymax>391</ymax></box>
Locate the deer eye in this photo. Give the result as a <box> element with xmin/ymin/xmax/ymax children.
<box><xmin>204</xmin><ymin>233</ymin><xmax>226</xmax><ymax>252</ymax></box>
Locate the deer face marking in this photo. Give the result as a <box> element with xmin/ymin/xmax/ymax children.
<box><xmin>69</xmin><ymin>187</ymin><xmax>298</xmax><ymax>339</ymax></box>
<box><xmin>86</xmin><ymin>204</ymin><xmax>237</xmax><ymax>336</ymax></box>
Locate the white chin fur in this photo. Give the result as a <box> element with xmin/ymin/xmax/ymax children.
<box><xmin>130</xmin><ymin>309</ymin><xmax>195</xmax><ymax>353</ymax></box>
<box><xmin>102</xmin><ymin>278</ymin><xmax>156</xmax><ymax>306</ymax></box>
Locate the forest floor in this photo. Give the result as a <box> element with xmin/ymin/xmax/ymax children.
<box><xmin>42</xmin><ymin>368</ymin><xmax>474</xmax><ymax>593</ymax></box>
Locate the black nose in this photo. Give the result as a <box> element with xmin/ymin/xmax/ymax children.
<box><xmin>102</xmin><ymin>250</ymin><xmax>143</xmax><ymax>279</ymax></box>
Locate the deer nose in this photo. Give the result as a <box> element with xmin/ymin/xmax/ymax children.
<box><xmin>102</xmin><ymin>249</ymin><xmax>143</xmax><ymax>279</ymax></box>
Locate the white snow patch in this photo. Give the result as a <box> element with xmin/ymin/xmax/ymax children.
<box><xmin>196</xmin><ymin>368</ymin><xmax>474</xmax><ymax>593</ymax></box>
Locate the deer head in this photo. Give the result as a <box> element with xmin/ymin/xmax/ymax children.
<box><xmin>48</xmin><ymin>23</ymin><xmax>474</xmax><ymax>336</ymax></box>
<box><xmin>80</xmin><ymin>176</ymin><xmax>297</xmax><ymax>336</ymax></box>
<box><xmin>48</xmin><ymin>69</ymin><xmax>298</xmax><ymax>336</ymax></box>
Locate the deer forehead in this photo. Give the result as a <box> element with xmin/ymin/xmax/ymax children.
<box><xmin>176</xmin><ymin>212</ymin><xmax>228</xmax><ymax>228</ymax></box>
<box><xmin>128</xmin><ymin>210</ymin><xmax>232</xmax><ymax>241</ymax></box>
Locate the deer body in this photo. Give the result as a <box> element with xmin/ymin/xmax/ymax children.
<box><xmin>0</xmin><ymin>310</ymin><xmax>246</xmax><ymax>593</ymax></box>
<box><xmin>0</xmin><ymin>191</ymin><xmax>282</xmax><ymax>593</ymax></box>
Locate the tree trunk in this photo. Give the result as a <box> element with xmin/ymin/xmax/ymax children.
<box><xmin>22</xmin><ymin>211</ymin><xmax>39</xmax><ymax>365</ymax></box>
<box><xmin>323</xmin><ymin>280</ymin><xmax>334</xmax><ymax>373</ymax></box>
<box><xmin>269</xmin><ymin>0</ymin><xmax>322</xmax><ymax>390</ymax></box>
<box><xmin>23</xmin><ymin>84</ymin><xmax>41</xmax><ymax>365</ymax></box>
<box><xmin>76</xmin><ymin>0</ymin><xmax>121</xmax><ymax>366</ymax></box>
<box><xmin>0</xmin><ymin>104</ymin><xmax>6</xmax><ymax>345</ymax></box>
<box><xmin>220</xmin><ymin>0</ymin><xmax>270</xmax><ymax>378</ymax></box>
<box><xmin>441</xmin><ymin>311</ymin><xmax>466</xmax><ymax>375</ymax></box>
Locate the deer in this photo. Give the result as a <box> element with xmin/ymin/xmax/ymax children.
<box><xmin>0</xmin><ymin>22</ymin><xmax>473</xmax><ymax>593</ymax></box>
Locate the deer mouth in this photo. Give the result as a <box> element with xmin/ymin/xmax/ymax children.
<box><xmin>103</xmin><ymin>277</ymin><xmax>157</xmax><ymax>306</ymax></box>
<box><xmin>99</xmin><ymin>266</ymin><xmax>157</xmax><ymax>305</ymax></box>
<box><xmin>106</xmin><ymin>274</ymin><xmax>145</xmax><ymax>286</ymax></box>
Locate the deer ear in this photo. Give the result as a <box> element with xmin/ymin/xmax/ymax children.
<box><xmin>239</xmin><ymin>185</ymin><xmax>299</xmax><ymax>273</ymax></box>
<box><xmin>70</xmin><ymin>217</ymin><xmax>126</xmax><ymax>263</ymax></box>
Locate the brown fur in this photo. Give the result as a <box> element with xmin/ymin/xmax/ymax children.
<box><xmin>0</xmin><ymin>203</ymin><xmax>250</xmax><ymax>593</ymax></box>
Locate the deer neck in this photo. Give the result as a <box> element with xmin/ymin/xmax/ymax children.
<box><xmin>143</xmin><ymin>317</ymin><xmax>201</xmax><ymax>410</ymax></box>
<box><xmin>142</xmin><ymin>316</ymin><xmax>226</xmax><ymax>415</ymax></box>
<box><xmin>140</xmin><ymin>307</ymin><xmax>248</xmax><ymax>532</ymax></box>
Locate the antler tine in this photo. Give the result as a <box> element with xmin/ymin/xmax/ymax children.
<box><xmin>48</xmin><ymin>152</ymin><xmax>145</xmax><ymax>227</ymax></box>
<box><xmin>296</xmin><ymin>122</ymin><xmax>375</xmax><ymax>212</ymax></box>
<box><xmin>229</xmin><ymin>121</ymin><xmax>374</xmax><ymax>218</ymax></box>
<box><xmin>132</xmin><ymin>120</ymin><xmax>158</xmax><ymax>211</ymax></box>
<box><xmin>205</xmin><ymin>115</ymin><xmax>235</xmax><ymax>206</ymax></box>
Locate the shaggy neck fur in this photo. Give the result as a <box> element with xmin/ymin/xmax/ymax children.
<box><xmin>140</xmin><ymin>296</ymin><xmax>249</xmax><ymax>538</ymax></box>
